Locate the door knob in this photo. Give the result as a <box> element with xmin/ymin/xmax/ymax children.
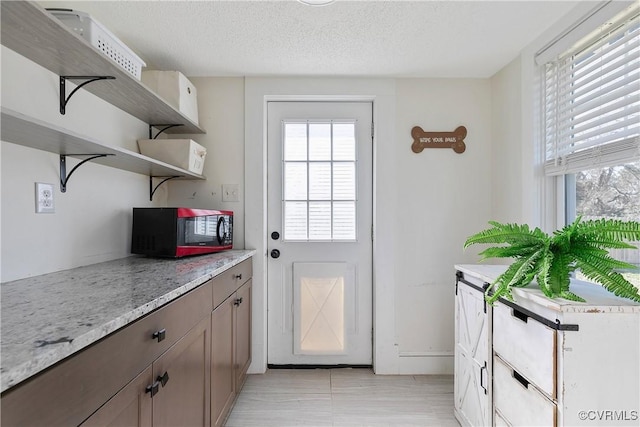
<box><xmin>270</xmin><ymin>249</ymin><xmax>280</xmax><ymax>259</ymax></box>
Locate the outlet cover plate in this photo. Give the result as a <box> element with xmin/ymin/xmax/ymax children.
<box><xmin>222</xmin><ymin>184</ymin><xmax>239</xmax><ymax>202</ymax></box>
<box><xmin>35</xmin><ymin>182</ymin><xmax>55</xmax><ymax>213</ymax></box>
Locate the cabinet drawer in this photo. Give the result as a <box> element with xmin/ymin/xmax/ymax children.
<box><xmin>1</xmin><ymin>281</ymin><xmax>212</xmax><ymax>427</ymax></box>
<box><xmin>213</xmin><ymin>259</ymin><xmax>252</xmax><ymax>308</ymax></box>
<box><xmin>493</xmin><ymin>301</ymin><xmax>556</xmax><ymax>397</ymax></box>
<box><xmin>493</xmin><ymin>355</ymin><xmax>556</xmax><ymax>426</ymax></box>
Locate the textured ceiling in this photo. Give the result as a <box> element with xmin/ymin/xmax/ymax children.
<box><xmin>37</xmin><ymin>0</ymin><xmax>579</xmax><ymax>78</ymax></box>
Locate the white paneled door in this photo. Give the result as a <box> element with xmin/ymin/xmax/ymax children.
<box><xmin>267</xmin><ymin>101</ymin><xmax>373</xmax><ymax>365</ymax></box>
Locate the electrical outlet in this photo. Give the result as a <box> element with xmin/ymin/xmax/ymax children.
<box><xmin>35</xmin><ymin>182</ymin><xmax>55</xmax><ymax>213</ymax></box>
<box><xmin>222</xmin><ymin>184</ymin><xmax>239</xmax><ymax>202</ymax></box>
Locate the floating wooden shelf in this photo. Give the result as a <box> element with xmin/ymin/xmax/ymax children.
<box><xmin>1</xmin><ymin>107</ymin><xmax>206</xmax><ymax>180</ymax></box>
<box><xmin>0</xmin><ymin>1</ymin><xmax>205</xmax><ymax>135</ymax></box>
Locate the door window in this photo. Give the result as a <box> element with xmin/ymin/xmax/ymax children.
<box><xmin>283</xmin><ymin>121</ymin><xmax>357</xmax><ymax>241</ymax></box>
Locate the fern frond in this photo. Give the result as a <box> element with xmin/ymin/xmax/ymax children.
<box><xmin>574</xmin><ymin>255</ymin><xmax>640</xmax><ymax>302</ymax></box>
<box><xmin>571</xmin><ymin>247</ymin><xmax>637</xmax><ymax>271</ymax></box>
<box><xmin>572</xmin><ymin>235</ymin><xmax>637</xmax><ymax>250</ymax></box>
<box><xmin>577</xmin><ymin>218</ymin><xmax>640</xmax><ymax>242</ymax></box>
<box><xmin>464</xmin><ymin>222</ymin><xmax>548</xmax><ymax>248</ymax></box>
<box><xmin>535</xmin><ymin>249</ymin><xmax>555</xmax><ymax>298</ymax></box>
<box><xmin>467</xmin><ymin>217</ymin><xmax>640</xmax><ymax>303</ymax></box>
<box><xmin>557</xmin><ymin>290</ymin><xmax>586</xmax><ymax>302</ymax></box>
<box><xmin>478</xmin><ymin>244</ymin><xmax>542</xmax><ymax>260</ymax></box>
<box><xmin>547</xmin><ymin>252</ymin><xmax>573</xmax><ymax>295</ymax></box>
<box><xmin>485</xmin><ymin>250</ymin><xmax>542</xmax><ymax>305</ymax></box>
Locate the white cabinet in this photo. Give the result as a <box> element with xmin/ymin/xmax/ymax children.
<box><xmin>456</xmin><ymin>264</ymin><xmax>640</xmax><ymax>427</ymax></box>
<box><xmin>454</xmin><ymin>271</ymin><xmax>492</xmax><ymax>427</ymax></box>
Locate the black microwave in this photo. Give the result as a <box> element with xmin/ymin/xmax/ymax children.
<box><xmin>131</xmin><ymin>208</ymin><xmax>233</xmax><ymax>257</ymax></box>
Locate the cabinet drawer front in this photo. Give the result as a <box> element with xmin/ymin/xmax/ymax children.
<box><xmin>213</xmin><ymin>259</ymin><xmax>253</xmax><ymax>308</ymax></box>
<box><xmin>1</xmin><ymin>281</ymin><xmax>212</xmax><ymax>427</ymax></box>
<box><xmin>493</xmin><ymin>301</ymin><xmax>556</xmax><ymax>397</ymax></box>
<box><xmin>493</xmin><ymin>355</ymin><xmax>556</xmax><ymax>426</ymax></box>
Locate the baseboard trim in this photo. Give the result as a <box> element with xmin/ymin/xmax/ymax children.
<box><xmin>267</xmin><ymin>364</ymin><xmax>373</xmax><ymax>370</ymax></box>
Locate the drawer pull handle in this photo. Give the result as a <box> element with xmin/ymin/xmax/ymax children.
<box><xmin>234</xmin><ymin>297</ymin><xmax>243</xmax><ymax>306</ymax></box>
<box><xmin>512</xmin><ymin>308</ymin><xmax>529</xmax><ymax>323</ymax></box>
<box><xmin>146</xmin><ymin>381</ymin><xmax>160</xmax><ymax>397</ymax></box>
<box><xmin>234</xmin><ymin>273</ymin><xmax>243</xmax><ymax>280</ymax></box>
<box><xmin>512</xmin><ymin>370</ymin><xmax>529</xmax><ymax>389</ymax></box>
<box><xmin>158</xmin><ymin>371</ymin><xmax>170</xmax><ymax>388</ymax></box>
<box><xmin>152</xmin><ymin>329</ymin><xmax>166</xmax><ymax>342</ymax></box>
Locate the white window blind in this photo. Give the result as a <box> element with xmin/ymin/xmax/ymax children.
<box><xmin>543</xmin><ymin>5</ymin><xmax>640</xmax><ymax>176</ymax></box>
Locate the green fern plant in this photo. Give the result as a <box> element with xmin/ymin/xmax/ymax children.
<box><xmin>464</xmin><ymin>217</ymin><xmax>640</xmax><ymax>304</ymax></box>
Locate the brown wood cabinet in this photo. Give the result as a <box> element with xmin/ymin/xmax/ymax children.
<box><xmin>82</xmin><ymin>315</ymin><xmax>210</xmax><ymax>427</ymax></box>
<box><xmin>152</xmin><ymin>316</ymin><xmax>211</xmax><ymax>427</ymax></box>
<box><xmin>211</xmin><ymin>295</ymin><xmax>235</xmax><ymax>427</ymax></box>
<box><xmin>1</xmin><ymin>257</ymin><xmax>253</xmax><ymax>427</ymax></box>
<box><xmin>211</xmin><ymin>261</ymin><xmax>253</xmax><ymax>427</ymax></box>
<box><xmin>80</xmin><ymin>367</ymin><xmax>153</xmax><ymax>427</ymax></box>
<box><xmin>234</xmin><ymin>280</ymin><xmax>252</xmax><ymax>390</ymax></box>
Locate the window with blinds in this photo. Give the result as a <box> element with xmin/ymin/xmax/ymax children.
<box><xmin>282</xmin><ymin>121</ymin><xmax>357</xmax><ymax>241</ymax></box>
<box><xmin>542</xmin><ymin>5</ymin><xmax>640</xmax><ymax>176</ymax></box>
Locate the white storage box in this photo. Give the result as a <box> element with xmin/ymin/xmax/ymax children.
<box><xmin>142</xmin><ymin>71</ymin><xmax>199</xmax><ymax>125</ymax></box>
<box><xmin>138</xmin><ymin>139</ymin><xmax>206</xmax><ymax>175</ymax></box>
<box><xmin>47</xmin><ymin>8</ymin><xmax>146</xmax><ymax>80</ymax></box>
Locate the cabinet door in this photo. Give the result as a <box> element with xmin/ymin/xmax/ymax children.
<box><xmin>152</xmin><ymin>316</ymin><xmax>210</xmax><ymax>427</ymax></box>
<box><xmin>235</xmin><ymin>280</ymin><xmax>252</xmax><ymax>390</ymax></box>
<box><xmin>80</xmin><ymin>366</ymin><xmax>153</xmax><ymax>427</ymax></box>
<box><xmin>211</xmin><ymin>296</ymin><xmax>235</xmax><ymax>427</ymax></box>
<box><xmin>454</xmin><ymin>282</ymin><xmax>490</xmax><ymax>427</ymax></box>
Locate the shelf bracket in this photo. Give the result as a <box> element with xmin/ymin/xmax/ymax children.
<box><xmin>60</xmin><ymin>76</ymin><xmax>115</xmax><ymax>115</ymax></box>
<box><xmin>60</xmin><ymin>154</ymin><xmax>113</xmax><ymax>193</ymax></box>
<box><xmin>150</xmin><ymin>176</ymin><xmax>182</xmax><ymax>201</ymax></box>
<box><xmin>149</xmin><ymin>124</ymin><xmax>185</xmax><ymax>139</ymax></box>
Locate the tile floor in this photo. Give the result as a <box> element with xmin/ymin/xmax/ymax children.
<box><xmin>224</xmin><ymin>368</ymin><xmax>460</xmax><ymax>426</ymax></box>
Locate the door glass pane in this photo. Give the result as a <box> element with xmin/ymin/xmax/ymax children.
<box><xmin>283</xmin><ymin>120</ymin><xmax>358</xmax><ymax>241</ymax></box>
<box><xmin>333</xmin><ymin>123</ymin><xmax>356</xmax><ymax>161</ymax></box>
<box><xmin>333</xmin><ymin>163</ymin><xmax>355</xmax><ymax>200</ymax></box>
<box><xmin>284</xmin><ymin>163</ymin><xmax>307</xmax><ymax>200</ymax></box>
<box><xmin>309</xmin><ymin>162</ymin><xmax>331</xmax><ymax>200</ymax></box>
<box><xmin>284</xmin><ymin>201</ymin><xmax>308</xmax><ymax>240</ymax></box>
<box><xmin>284</xmin><ymin>123</ymin><xmax>307</xmax><ymax>161</ymax></box>
<box><xmin>309</xmin><ymin>123</ymin><xmax>331</xmax><ymax>160</ymax></box>
<box><xmin>309</xmin><ymin>202</ymin><xmax>332</xmax><ymax>240</ymax></box>
<box><xmin>333</xmin><ymin>202</ymin><xmax>356</xmax><ymax>240</ymax></box>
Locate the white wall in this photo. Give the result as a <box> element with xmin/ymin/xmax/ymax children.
<box><xmin>1</xmin><ymin>46</ymin><xmax>160</xmax><ymax>282</ymax></box>
<box><xmin>393</xmin><ymin>79</ymin><xmax>493</xmax><ymax>373</ymax></box>
<box><xmin>243</xmin><ymin>77</ymin><xmax>492</xmax><ymax>375</ymax></box>
<box><xmin>166</xmin><ymin>77</ymin><xmax>246</xmax><ymax>249</ymax></box>
<box><xmin>490</xmin><ymin>58</ymin><xmax>523</xmax><ymax>224</ymax></box>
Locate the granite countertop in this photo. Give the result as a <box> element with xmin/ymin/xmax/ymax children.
<box><xmin>0</xmin><ymin>250</ymin><xmax>255</xmax><ymax>393</ymax></box>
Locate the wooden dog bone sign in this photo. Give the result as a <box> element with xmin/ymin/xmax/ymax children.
<box><xmin>411</xmin><ymin>125</ymin><xmax>467</xmax><ymax>154</ymax></box>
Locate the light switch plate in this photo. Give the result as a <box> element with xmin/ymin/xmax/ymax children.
<box><xmin>222</xmin><ymin>184</ymin><xmax>239</xmax><ymax>202</ymax></box>
<box><xmin>35</xmin><ymin>182</ymin><xmax>55</xmax><ymax>213</ymax></box>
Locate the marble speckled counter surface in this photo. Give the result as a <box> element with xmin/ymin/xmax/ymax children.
<box><xmin>1</xmin><ymin>250</ymin><xmax>255</xmax><ymax>393</ymax></box>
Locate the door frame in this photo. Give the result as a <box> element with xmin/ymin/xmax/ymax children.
<box><xmin>266</xmin><ymin>101</ymin><xmax>374</xmax><ymax>365</ymax></box>
<box><xmin>244</xmin><ymin>78</ymin><xmax>398</xmax><ymax>375</ymax></box>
